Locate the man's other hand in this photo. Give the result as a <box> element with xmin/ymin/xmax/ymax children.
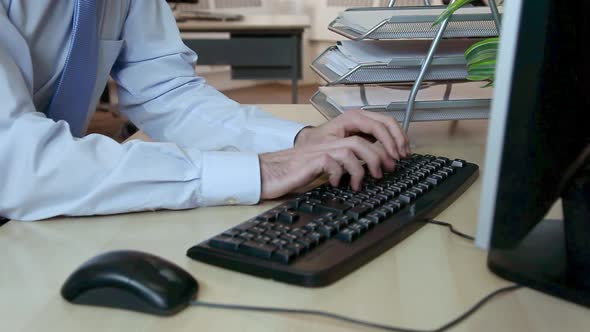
<box><xmin>259</xmin><ymin>110</ymin><xmax>411</xmax><ymax>200</ymax></box>
<box><xmin>294</xmin><ymin>109</ymin><xmax>410</xmax><ymax>160</ymax></box>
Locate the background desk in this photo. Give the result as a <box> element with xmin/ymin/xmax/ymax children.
<box><xmin>179</xmin><ymin>16</ymin><xmax>310</xmax><ymax>104</ymax></box>
<box><xmin>1</xmin><ymin>105</ymin><xmax>588</xmax><ymax>332</ymax></box>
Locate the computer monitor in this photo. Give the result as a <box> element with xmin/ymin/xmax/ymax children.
<box><xmin>476</xmin><ymin>0</ymin><xmax>590</xmax><ymax>307</ymax></box>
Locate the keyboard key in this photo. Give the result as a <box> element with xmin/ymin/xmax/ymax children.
<box><xmin>209</xmin><ymin>236</ymin><xmax>244</xmax><ymax>252</ymax></box>
<box><xmin>240</xmin><ymin>241</ymin><xmax>276</xmax><ymax>259</ymax></box>
<box><xmin>346</xmin><ymin>204</ymin><xmax>372</xmax><ymax>220</ymax></box>
<box><xmin>347</xmin><ymin>198</ymin><xmax>363</xmax><ymax>206</ymax></box>
<box><xmin>409</xmin><ymin>187</ymin><xmax>423</xmax><ymax>196</ymax></box>
<box><xmin>414</xmin><ymin>171</ymin><xmax>427</xmax><ymax>179</ymax></box>
<box><xmin>374</xmin><ymin>194</ymin><xmax>389</xmax><ymax>204</ymax></box>
<box><xmin>358</xmin><ymin>218</ymin><xmax>375</xmax><ymax>229</ymax></box>
<box><xmin>366</xmin><ymin>198</ymin><xmax>381</xmax><ymax>207</ymax></box>
<box><xmin>336</xmin><ymin>228</ymin><xmax>357</xmax><ymax>243</ymax></box>
<box><xmin>286</xmin><ymin>197</ymin><xmax>306</xmax><ymax>209</ymax></box>
<box><xmin>419</xmin><ymin>168</ymin><xmax>432</xmax><ymax>176</ymax></box>
<box><xmin>407</xmin><ymin>175</ymin><xmax>421</xmax><ymax>183</ymax></box>
<box><xmin>286</xmin><ymin>242</ymin><xmax>305</xmax><ymax>256</ymax></box>
<box><xmin>451</xmin><ymin>159</ymin><xmax>466</xmax><ymax>168</ymax></box>
<box><xmin>318</xmin><ymin>225</ymin><xmax>336</xmax><ymax>238</ymax></box>
<box><xmin>304</xmin><ymin>222</ymin><xmax>320</xmax><ymax>231</ymax></box>
<box><xmin>437</xmin><ymin>169</ymin><xmax>451</xmax><ymax>177</ymax></box>
<box><xmin>259</xmin><ymin>221</ymin><xmax>274</xmax><ymax>229</ymax></box>
<box><xmin>355</xmin><ymin>193</ymin><xmax>370</xmax><ymax>200</ymax></box>
<box><xmin>291</xmin><ymin>228</ymin><xmax>307</xmax><ymax>238</ymax></box>
<box><xmin>426</xmin><ymin>176</ymin><xmax>441</xmax><ymax>185</ymax></box>
<box><xmin>278</xmin><ymin>211</ymin><xmax>300</xmax><ymax>224</ymax></box>
<box><xmin>299</xmin><ymin>201</ymin><xmax>316</xmax><ymax>213</ymax></box>
<box><xmin>394</xmin><ymin>182</ymin><xmax>408</xmax><ymax>190</ymax></box>
<box><xmin>380</xmin><ymin>205</ymin><xmax>395</xmax><ymax>215</ymax></box>
<box><xmin>238</xmin><ymin>232</ymin><xmax>255</xmax><ymax>240</ymax></box>
<box><xmin>250</xmin><ymin>227</ymin><xmax>266</xmax><ymax>234</ymax></box>
<box><xmin>235</xmin><ymin>219</ymin><xmax>260</xmax><ymax>231</ymax></box>
<box><xmin>270</xmin><ymin>238</ymin><xmax>288</xmax><ymax>248</ymax></box>
<box><xmin>387</xmin><ymin>185</ymin><xmax>402</xmax><ymax>194</ymax></box>
<box><xmin>272</xmin><ymin>248</ymin><xmax>297</xmax><ymax>264</ymax></box>
<box><xmin>264</xmin><ymin>230</ymin><xmax>282</xmax><ymax>238</ymax></box>
<box><xmin>334</xmin><ymin>215</ymin><xmax>352</xmax><ymax>226</ymax></box>
<box><xmin>308</xmin><ymin>232</ymin><xmax>325</xmax><ymax>245</ymax></box>
<box><xmin>273</xmin><ymin>224</ymin><xmax>291</xmax><ymax>232</ymax></box>
<box><xmin>222</xmin><ymin>229</ymin><xmax>241</xmax><ymax>237</ymax></box>
<box><xmin>365</xmin><ymin>213</ymin><xmax>382</xmax><ymax>224</ymax></box>
<box><xmin>254</xmin><ymin>235</ymin><xmax>272</xmax><ymax>244</ymax></box>
<box><xmin>350</xmin><ymin>223</ymin><xmax>367</xmax><ymax>234</ymax></box>
<box><xmin>376</xmin><ymin>207</ymin><xmax>393</xmax><ymax>218</ymax></box>
<box><xmin>418</xmin><ymin>182</ymin><xmax>433</xmax><ymax>190</ymax></box>
<box><xmin>280</xmin><ymin>234</ymin><xmax>298</xmax><ymax>243</ymax></box>
<box><xmin>430</xmin><ymin>160</ymin><xmax>444</xmax><ymax>168</ymax></box>
<box><xmin>324</xmin><ymin>212</ymin><xmax>338</xmax><ymax>221</ymax></box>
<box><xmin>315</xmin><ymin>200</ymin><xmax>353</xmax><ymax>214</ymax></box>
<box><xmin>399</xmin><ymin>193</ymin><xmax>415</xmax><ymax>204</ymax></box>
<box><xmin>296</xmin><ymin>237</ymin><xmax>314</xmax><ymax>251</ymax></box>
<box><xmin>442</xmin><ymin>166</ymin><xmax>455</xmax><ymax>174</ymax></box>
<box><xmin>257</xmin><ymin>213</ymin><xmax>276</xmax><ymax>222</ymax></box>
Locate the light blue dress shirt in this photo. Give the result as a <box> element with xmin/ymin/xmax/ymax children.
<box><xmin>0</xmin><ymin>0</ymin><xmax>306</xmax><ymax>221</ymax></box>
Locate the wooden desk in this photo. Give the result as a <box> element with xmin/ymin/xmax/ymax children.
<box><xmin>1</xmin><ymin>105</ymin><xmax>588</xmax><ymax>332</ymax></box>
<box><xmin>178</xmin><ymin>15</ymin><xmax>310</xmax><ymax>104</ymax></box>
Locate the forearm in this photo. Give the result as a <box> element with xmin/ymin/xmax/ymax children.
<box><xmin>114</xmin><ymin>0</ymin><xmax>306</xmax><ymax>153</ymax></box>
<box><xmin>0</xmin><ymin>117</ymin><xmax>263</xmax><ymax>220</ymax></box>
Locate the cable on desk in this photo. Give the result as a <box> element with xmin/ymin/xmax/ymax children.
<box><xmin>425</xmin><ymin>220</ymin><xmax>475</xmax><ymax>241</ymax></box>
<box><xmin>190</xmin><ymin>284</ymin><xmax>522</xmax><ymax>332</ymax></box>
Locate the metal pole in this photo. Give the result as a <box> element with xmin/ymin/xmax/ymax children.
<box><xmin>488</xmin><ymin>0</ymin><xmax>502</xmax><ymax>31</ymax></box>
<box><xmin>402</xmin><ymin>0</ymin><xmax>455</xmax><ymax>131</ymax></box>
<box><xmin>424</xmin><ymin>0</ymin><xmax>431</xmax><ymax>6</ymax></box>
<box><xmin>387</xmin><ymin>0</ymin><xmax>397</xmax><ymax>7</ymax></box>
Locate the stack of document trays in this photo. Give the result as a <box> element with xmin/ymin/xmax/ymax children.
<box><xmin>312</xmin><ymin>39</ymin><xmax>483</xmax><ymax>84</ymax></box>
<box><xmin>311</xmin><ymin>4</ymin><xmax>501</xmax><ymax>124</ymax></box>
<box><xmin>329</xmin><ymin>6</ymin><xmax>500</xmax><ymax>40</ymax></box>
<box><xmin>311</xmin><ymin>82</ymin><xmax>493</xmax><ymax>122</ymax></box>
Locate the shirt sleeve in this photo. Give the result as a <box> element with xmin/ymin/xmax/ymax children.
<box><xmin>111</xmin><ymin>0</ymin><xmax>307</xmax><ymax>153</ymax></box>
<box><xmin>0</xmin><ymin>8</ymin><xmax>261</xmax><ymax>221</ymax></box>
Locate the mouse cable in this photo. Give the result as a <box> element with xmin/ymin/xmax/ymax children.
<box><xmin>190</xmin><ymin>284</ymin><xmax>522</xmax><ymax>332</ymax></box>
<box><xmin>424</xmin><ymin>220</ymin><xmax>475</xmax><ymax>241</ymax></box>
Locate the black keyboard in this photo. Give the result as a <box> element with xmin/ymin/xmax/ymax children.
<box><xmin>187</xmin><ymin>154</ymin><xmax>478</xmax><ymax>287</ymax></box>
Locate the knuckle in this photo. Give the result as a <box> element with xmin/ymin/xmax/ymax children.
<box><xmin>343</xmin><ymin>149</ymin><xmax>355</xmax><ymax>159</ymax></box>
<box><xmin>319</xmin><ymin>154</ymin><xmax>331</xmax><ymax>165</ymax></box>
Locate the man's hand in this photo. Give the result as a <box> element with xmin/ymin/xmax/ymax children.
<box><xmin>259</xmin><ymin>110</ymin><xmax>410</xmax><ymax>200</ymax></box>
<box><xmin>294</xmin><ymin>109</ymin><xmax>410</xmax><ymax>160</ymax></box>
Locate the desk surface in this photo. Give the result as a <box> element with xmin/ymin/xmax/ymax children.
<box><xmin>177</xmin><ymin>15</ymin><xmax>311</xmax><ymax>32</ymax></box>
<box><xmin>1</xmin><ymin>105</ymin><xmax>587</xmax><ymax>332</ymax></box>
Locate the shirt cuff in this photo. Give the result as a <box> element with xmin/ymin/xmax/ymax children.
<box><xmin>278</xmin><ymin>121</ymin><xmax>309</xmax><ymax>149</ymax></box>
<box><xmin>200</xmin><ymin>151</ymin><xmax>261</xmax><ymax>206</ymax></box>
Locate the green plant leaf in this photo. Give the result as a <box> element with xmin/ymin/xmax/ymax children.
<box><xmin>468</xmin><ymin>59</ymin><xmax>496</xmax><ymax>71</ymax></box>
<box><xmin>464</xmin><ymin>38</ymin><xmax>499</xmax><ymax>63</ymax></box>
<box><xmin>466</xmin><ymin>49</ymin><xmax>497</xmax><ymax>66</ymax></box>
<box><xmin>432</xmin><ymin>0</ymin><xmax>475</xmax><ymax>26</ymax></box>
<box><xmin>466</xmin><ymin>74</ymin><xmax>494</xmax><ymax>82</ymax></box>
<box><xmin>463</xmin><ymin>37</ymin><xmax>500</xmax><ymax>86</ymax></box>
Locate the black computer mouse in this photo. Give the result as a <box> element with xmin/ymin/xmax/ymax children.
<box><xmin>61</xmin><ymin>250</ymin><xmax>199</xmax><ymax>316</ymax></box>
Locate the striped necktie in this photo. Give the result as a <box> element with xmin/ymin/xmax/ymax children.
<box><xmin>46</xmin><ymin>0</ymin><xmax>98</xmax><ymax>138</ymax></box>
